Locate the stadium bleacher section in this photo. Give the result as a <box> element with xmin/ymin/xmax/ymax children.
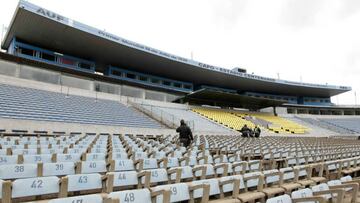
<box><xmin>0</xmin><ymin>133</ymin><xmax>359</xmax><ymax>202</ymax></box>
<box><xmin>0</xmin><ymin>0</ymin><xmax>360</xmax><ymax>202</ymax></box>
<box><xmin>192</xmin><ymin>107</ymin><xmax>256</xmax><ymax>131</ymax></box>
<box><xmin>320</xmin><ymin>118</ymin><xmax>360</xmax><ymax>134</ymax></box>
<box><xmin>0</xmin><ymin>83</ymin><xmax>162</xmax><ymax>129</ymax></box>
<box><xmin>296</xmin><ymin>116</ymin><xmax>360</xmax><ymax>135</ymax></box>
<box><xmin>247</xmin><ymin>112</ymin><xmax>307</xmax><ymax>134</ymax></box>
<box><xmin>133</xmin><ymin>101</ymin><xmax>231</xmax><ymax>133</ymax></box>
<box><xmin>192</xmin><ymin>107</ymin><xmax>308</xmax><ymax>134</ymax></box>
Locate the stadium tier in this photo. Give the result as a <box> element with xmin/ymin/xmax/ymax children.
<box><xmin>245</xmin><ymin>113</ymin><xmax>308</xmax><ymax>134</ymax></box>
<box><xmin>0</xmin><ymin>83</ymin><xmax>162</xmax><ymax>128</ymax></box>
<box><xmin>192</xmin><ymin>107</ymin><xmax>308</xmax><ymax>134</ymax></box>
<box><xmin>192</xmin><ymin>107</ymin><xmax>256</xmax><ymax>131</ymax></box>
<box><xmin>0</xmin><ymin>1</ymin><xmax>360</xmax><ymax>202</ymax></box>
<box><xmin>0</xmin><ymin>134</ymin><xmax>359</xmax><ymax>202</ymax></box>
<box><xmin>136</xmin><ymin>104</ymin><xmax>230</xmax><ymax>133</ymax></box>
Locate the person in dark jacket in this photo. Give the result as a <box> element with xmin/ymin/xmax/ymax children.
<box><xmin>176</xmin><ymin>119</ymin><xmax>193</xmax><ymax>148</ymax></box>
<box><xmin>254</xmin><ymin>126</ymin><xmax>261</xmax><ymax>137</ymax></box>
<box><xmin>240</xmin><ymin>124</ymin><xmax>250</xmax><ymax>137</ymax></box>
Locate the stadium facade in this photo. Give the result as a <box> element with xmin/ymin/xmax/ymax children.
<box><xmin>1</xmin><ymin>0</ymin><xmax>358</xmax><ymax>115</ymax></box>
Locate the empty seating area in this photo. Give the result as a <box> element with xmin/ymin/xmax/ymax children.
<box><xmin>140</xmin><ymin>104</ymin><xmax>230</xmax><ymax>133</ymax></box>
<box><xmin>0</xmin><ymin>133</ymin><xmax>360</xmax><ymax>202</ymax></box>
<box><xmin>0</xmin><ymin>84</ymin><xmax>162</xmax><ymax>128</ymax></box>
<box><xmin>320</xmin><ymin>118</ymin><xmax>360</xmax><ymax>134</ymax></box>
<box><xmin>247</xmin><ymin>112</ymin><xmax>308</xmax><ymax>134</ymax></box>
<box><xmin>192</xmin><ymin>107</ymin><xmax>256</xmax><ymax>131</ymax></box>
<box><xmin>297</xmin><ymin>116</ymin><xmax>360</xmax><ymax>135</ymax></box>
<box><xmin>192</xmin><ymin>107</ymin><xmax>307</xmax><ymax>134</ymax></box>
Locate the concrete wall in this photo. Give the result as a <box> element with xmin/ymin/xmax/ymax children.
<box><xmin>0</xmin><ymin>59</ymin><xmax>182</xmax><ymax>104</ymax></box>
<box><xmin>0</xmin><ymin>118</ymin><xmax>176</xmax><ymax>135</ymax></box>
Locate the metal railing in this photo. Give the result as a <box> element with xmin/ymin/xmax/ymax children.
<box><xmin>128</xmin><ymin>99</ymin><xmax>195</xmax><ymax>131</ymax></box>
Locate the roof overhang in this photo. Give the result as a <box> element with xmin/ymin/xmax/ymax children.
<box><xmin>1</xmin><ymin>0</ymin><xmax>351</xmax><ymax>98</ymax></box>
<box><xmin>283</xmin><ymin>103</ymin><xmax>360</xmax><ymax>110</ymax></box>
<box><xmin>175</xmin><ymin>89</ymin><xmax>286</xmax><ymax>109</ymax></box>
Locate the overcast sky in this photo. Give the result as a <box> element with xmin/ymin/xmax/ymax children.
<box><xmin>1</xmin><ymin>0</ymin><xmax>359</xmax><ymax>105</ymax></box>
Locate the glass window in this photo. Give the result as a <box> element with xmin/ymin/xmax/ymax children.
<box><xmin>184</xmin><ymin>84</ymin><xmax>192</xmax><ymax>90</ymax></box>
<box><xmin>41</xmin><ymin>52</ymin><xmax>55</xmax><ymax>61</ymax></box>
<box><xmin>139</xmin><ymin>76</ymin><xmax>148</xmax><ymax>81</ymax></box>
<box><xmin>19</xmin><ymin>47</ymin><xmax>34</xmax><ymax>57</ymax></box>
<box><xmin>163</xmin><ymin>81</ymin><xmax>171</xmax><ymax>86</ymax></box>
<box><xmin>60</xmin><ymin>58</ymin><xmax>76</xmax><ymax>66</ymax></box>
<box><xmin>112</xmin><ymin>70</ymin><xmax>122</xmax><ymax>77</ymax></box>
<box><xmin>79</xmin><ymin>62</ymin><xmax>91</xmax><ymax>70</ymax></box>
<box><xmin>173</xmin><ymin>83</ymin><xmax>182</xmax><ymax>88</ymax></box>
<box><xmin>151</xmin><ymin>78</ymin><xmax>160</xmax><ymax>84</ymax></box>
<box><xmin>126</xmin><ymin>73</ymin><xmax>136</xmax><ymax>79</ymax></box>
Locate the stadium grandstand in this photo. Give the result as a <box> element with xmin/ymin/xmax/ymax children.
<box><xmin>0</xmin><ymin>1</ymin><xmax>359</xmax><ymax>202</ymax></box>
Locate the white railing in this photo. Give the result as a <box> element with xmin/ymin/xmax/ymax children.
<box><xmin>128</xmin><ymin>99</ymin><xmax>195</xmax><ymax>131</ymax></box>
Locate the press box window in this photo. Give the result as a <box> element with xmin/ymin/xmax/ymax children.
<box><xmin>173</xmin><ymin>83</ymin><xmax>182</xmax><ymax>88</ymax></box>
<box><xmin>151</xmin><ymin>78</ymin><xmax>160</xmax><ymax>84</ymax></box>
<box><xmin>79</xmin><ymin>63</ymin><xmax>91</xmax><ymax>70</ymax></box>
<box><xmin>139</xmin><ymin>76</ymin><xmax>148</xmax><ymax>81</ymax></box>
<box><xmin>18</xmin><ymin>47</ymin><xmax>34</xmax><ymax>57</ymax></box>
<box><xmin>126</xmin><ymin>73</ymin><xmax>136</xmax><ymax>79</ymax></box>
<box><xmin>184</xmin><ymin>84</ymin><xmax>192</xmax><ymax>90</ymax></box>
<box><xmin>60</xmin><ymin>58</ymin><xmax>76</xmax><ymax>66</ymax></box>
<box><xmin>41</xmin><ymin>52</ymin><xmax>55</xmax><ymax>61</ymax></box>
<box><xmin>163</xmin><ymin>81</ymin><xmax>171</xmax><ymax>86</ymax></box>
<box><xmin>112</xmin><ymin>70</ymin><xmax>122</xmax><ymax>77</ymax></box>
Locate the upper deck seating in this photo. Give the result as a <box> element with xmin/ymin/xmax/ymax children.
<box><xmin>0</xmin><ymin>84</ymin><xmax>162</xmax><ymax>128</ymax></box>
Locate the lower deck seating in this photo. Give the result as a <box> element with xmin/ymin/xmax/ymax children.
<box><xmin>0</xmin><ymin>133</ymin><xmax>359</xmax><ymax>202</ymax></box>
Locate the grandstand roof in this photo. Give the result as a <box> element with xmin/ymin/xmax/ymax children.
<box><xmin>175</xmin><ymin>89</ymin><xmax>286</xmax><ymax>109</ymax></box>
<box><xmin>1</xmin><ymin>0</ymin><xmax>351</xmax><ymax>98</ymax></box>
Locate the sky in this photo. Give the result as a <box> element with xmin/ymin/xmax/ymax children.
<box><xmin>0</xmin><ymin>0</ymin><xmax>359</xmax><ymax>105</ymax></box>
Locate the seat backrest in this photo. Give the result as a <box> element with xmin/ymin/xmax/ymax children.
<box><xmin>57</xmin><ymin>153</ymin><xmax>81</xmax><ymax>162</ymax></box>
<box><xmin>109</xmin><ymin>188</ymin><xmax>151</xmax><ymax>203</ymax></box>
<box><xmin>43</xmin><ymin>162</ymin><xmax>75</xmax><ymax>176</ymax></box>
<box><xmin>291</xmin><ymin>188</ymin><xmax>313</xmax><ymax>199</ymax></box>
<box><xmin>247</xmin><ymin>160</ymin><xmax>261</xmax><ymax>171</ymax></box>
<box><xmin>12</xmin><ymin>149</ymin><xmax>37</xmax><ymax>155</ymax></box>
<box><xmin>109</xmin><ymin>171</ymin><xmax>139</xmax><ymax>187</ymax></box>
<box><xmin>143</xmin><ymin>168</ymin><xmax>168</xmax><ymax>184</ymax></box>
<box><xmin>194</xmin><ymin>164</ymin><xmax>214</xmax><ymax>177</ymax></box>
<box><xmin>79</xmin><ymin>160</ymin><xmax>107</xmax><ymax>174</ymax></box>
<box><xmin>142</xmin><ymin>158</ymin><xmax>158</xmax><ymax>170</ymax></box>
<box><xmin>170</xmin><ymin>166</ymin><xmax>193</xmax><ymax>180</ymax></box>
<box><xmin>327</xmin><ymin>180</ymin><xmax>342</xmax><ymax>187</ymax></box>
<box><xmin>243</xmin><ymin>171</ymin><xmax>262</xmax><ymax>189</ymax></box>
<box><xmin>0</xmin><ymin>155</ymin><xmax>18</xmax><ymax>165</ymax></box>
<box><xmin>85</xmin><ymin>153</ymin><xmax>106</xmax><ymax>161</ymax></box>
<box><xmin>66</xmin><ymin>173</ymin><xmax>102</xmax><ymax>192</ymax></box>
<box><xmin>166</xmin><ymin>158</ymin><xmax>179</xmax><ymax>168</ymax></box>
<box><xmin>48</xmin><ymin>194</ymin><xmax>104</xmax><ymax>203</ymax></box>
<box><xmin>11</xmin><ymin>176</ymin><xmax>59</xmax><ymax>198</ymax></box>
<box><xmin>153</xmin><ymin>183</ymin><xmax>190</xmax><ymax>202</ymax></box>
<box><xmin>0</xmin><ymin>163</ymin><xmax>38</xmax><ymax>179</ymax></box>
<box><xmin>340</xmin><ymin>175</ymin><xmax>352</xmax><ymax>183</ymax></box>
<box><xmin>263</xmin><ymin>169</ymin><xmax>281</xmax><ymax>185</ymax></box>
<box><xmin>23</xmin><ymin>154</ymin><xmax>52</xmax><ymax>164</ymax></box>
<box><xmin>114</xmin><ymin>159</ymin><xmax>135</xmax><ymax>171</ymax></box>
<box><xmin>266</xmin><ymin>194</ymin><xmax>292</xmax><ymax>203</ymax></box>
<box><xmin>232</xmin><ymin>161</ymin><xmax>247</xmax><ymax>174</ymax></box>
<box><xmin>111</xmin><ymin>152</ymin><xmax>128</xmax><ymax>160</ymax></box>
<box><xmin>219</xmin><ymin>175</ymin><xmax>244</xmax><ymax>193</ymax></box>
<box><xmin>191</xmin><ymin>178</ymin><xmax>220</xmax><ymax>198</ymax></box>
<box><xmin>280</xmin><ymin>167</ymin><xmax>295</xmax><ymax>181</ymax></box>
<box><xmin>311</xmin><ymin>183</ymin><xmax>331</xmax><ymax>200</ymax></box>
